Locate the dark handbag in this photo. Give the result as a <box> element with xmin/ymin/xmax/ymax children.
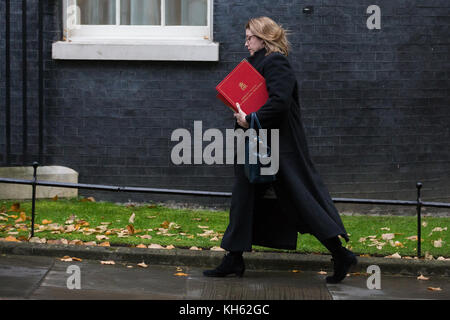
<box><xmin>244</xmin><ymin>113</ymin><xmax>277</xmax><ymax>184</ymax></box>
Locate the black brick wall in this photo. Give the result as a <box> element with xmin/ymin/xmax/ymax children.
<box><xmin>1</xmin><ymin>0</ymin><xmax>449</xmax><ymax>211</ymax></box>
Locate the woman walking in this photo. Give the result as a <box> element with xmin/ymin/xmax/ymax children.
<box><xmin>204</xmin><ymin>17</ymin><xmax>357</xmax><ymax>284</ymax></box>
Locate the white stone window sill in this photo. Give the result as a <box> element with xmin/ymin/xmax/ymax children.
<box><xmin>52</xmin><ymin>39</ymin><xmax>219</xmax><ymax>61</ymax></box>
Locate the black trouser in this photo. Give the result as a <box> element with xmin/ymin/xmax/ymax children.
<box><xmin>220</xmin><ymin>165</ymin><xmax>269</xmax><ymax>252</ymax></box>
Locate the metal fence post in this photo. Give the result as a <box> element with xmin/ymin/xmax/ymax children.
<box><xmin>30</xmin><ymin>162</ymin><xmax>39</xmax><ymax>238</ymax></box>
<box><xmin>416</xmin><ymin>182</ymin><xmax>422</xmax><ymax>258</ymax></box>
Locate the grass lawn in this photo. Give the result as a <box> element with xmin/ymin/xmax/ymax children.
<box><xmin>0</xmin><ymin>198</ymin><xmax>449</xmax><ymax>258</ymax></box>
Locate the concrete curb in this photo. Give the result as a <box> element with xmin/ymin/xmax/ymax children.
<box><xmin>0</xmin><ymin>241</ymin><xmax>449</xmax><ymax>277</ymax></box>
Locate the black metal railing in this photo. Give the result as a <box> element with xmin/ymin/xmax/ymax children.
<box><xmin>1</xmin><ymin>162</ymin><xmax>449</xmax><ymax>258</ymax></box>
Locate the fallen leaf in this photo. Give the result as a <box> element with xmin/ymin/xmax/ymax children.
<box><xmin>15</xmin><ymin>212</ymin><xmax>27</xmax><ymax>223</ymax></box>
<box><xmin>76</xmin><ymin>220</ymin><xmax>89</xmax><ymax>227</ymax></box>
<box><xmin>427</xmin><ymin>287</ymin><xmax>442</xmax><ymax>291</ymax></box>
<box><xmin>380</xmin><ymin>227</ymin><xmax>390</xmax><ymax>231</ymax></box>
<box><xmin>4</xmin><ymin>236</ymin><xmax>20</xmax><ymax>242</ymax></box>
<box><xmin>136</xmin><ymin>244</ymin><xmax>147</xmax><ymax>248</ymax></box>
<box><xmin>198</xmin><ymin>225</ymin><xmax>209</xmax><ymax>229</ymax></box>
<box><xmin>189</xmin><ymin>246</ymin><xmax>201</xmax><ymax>251</ymax></box>
<box><xmin>394</xmin><ymin>241</ymin><xmax>404</xmax><ymax>247</ymax></box>
<box><xmin>406</xmin><ymin>235</ymin><xmax>418</xmax><ymax>241</ymax></box>
<box><xmin>98</xmin><ymin>241</ymin><xmax>110</xmax><ymax>247</ymax></box>
<box><xmin>433</xmin><ymin>239</ymin><xmax>443</xmax><ymax>248</ymax></box>
<box><xmin>64</xmin><ymin>225</ymin><xmax>76</xmax><ymax>233</ymax></box>
<box><xmin>417</xmin><ymin>274</ymin><xmax>429</xmax><ymax>281</ymax></box>
<box><xmin>169</xmin><ymin>222</ymin><xmax>180</xmax><ymax>229</ymax></box>
<box><xmin>137</xmin><ymin>262</ymin><xmax>148</xmax><ymax>268</ymax></box>
<box><xmin>128</xmin><ymin>213</ymin><xmax>136</xmax><ymax>224</ymax></box>
<box><xmin>96</xmin><ymin>235</ymin><xmax>109</xmax><ymax>241</ymax></box>
<box><xmin>127</xmin><ymin>224</ymin><xmax>135</xmax><ymax>235</ymax></box>
<box><xmin>100</xmin><ymin>260</ymin><xmax>115</xmax><ymax>265</ymax></box>
<box><xmin>69</xmin><ymin>239</ymin><xmax>84</xmax><ymax>245</ymax></box>
<box><xmin>10</xmin><ymin>203</ymin><xmax>21</xmax><ymax>212</ymax></box>
<box><xmin>425</xmin><ymin>252</ymin><xmax>434</xmax><ymax>260</ymax></box>
<box><xmin>160</xmin><ymin>221</ymin><xmax>170</xmax><ymax>229</ymax></box>
<box><xmin>432</xmin><ymin>227</ymin><xmax>447</xmax><ymax>232</ymax></box>
<box><xmin>317</xmin><ymin>271</ymin><xmax>327</xmax><ymax>275</ymax></box>
<box><xmin>148</xmin><ymin>243</ymin><xmax>164</xmax><ymax>249</ymax></box>
<box><xmin>382</xmin><ymin>233</ymin><xmax>395</xmax><ymax>241</ymax></box>
<box><xmin>174</xmin><ymin>272</ymin><xmax>188</xmax><ymax>277</ymax></box>
<box><xmin>60</xmin><ymin>256</ymin><xmax>73</xmax><ymax>262</ymax></box>
<box><xmin>41</xmin><ymin>219</ymin><xmax>52</xmax><ymax>225</ymax></box>
<box><xmin>71</xmin><ymin>257</ymin><xmax>82</xmax><ymax>262</ymax></box>
<box><xmin>437</xmin><ymin>256</ymin><xmax>450</xmax><ymax>261</ymax></box>
<box><xmin>422</xmin><ymin>221</ymin><xmax>428</xmax><ymax>227</ymax></box>
<box><xmin>291</xmin><ymin>270</ymin><xmax>302</xmax><ymax>273</ymax></box>
<box><xmin>29</xmin><ymin>237</ymin><xmax>46</xmax><ymax>244</ymax></box>
<box><xmin>165</xmin><ymin>245</ymin><xmax>175</xmax><ymax>250</ymax></box>
<box><xmin>350</xmin><ymin>272</ymin><xmax>370</xmax><ymax>276</ymax></box>
<box><xmin>385</xmin><ymin>253</ymin><xmax>401</xmax><ymax>259</ymax></box>
<box><xmin>84</xmin><ymin>241</ymin><xmax>96</xmax><ymax>246</ymax></box>
<box><xmin>52</xmin><ymin>195</ymin><xmax>58</xmax><ymax>201</ymax></box>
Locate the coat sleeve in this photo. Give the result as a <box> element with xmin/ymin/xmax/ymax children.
<box><xmin>245</xmin><ymin>53</ymin><xmax>296</xmax><ymax>129</ymax></box>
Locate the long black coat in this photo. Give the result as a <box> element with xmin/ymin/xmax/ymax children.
<box><xmin>220</xmin><ymin>48</ymin><xmax>349</xmax><ymax>252</ymax></box>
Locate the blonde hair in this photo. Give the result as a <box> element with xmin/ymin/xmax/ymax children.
<box><xmin>245</xmin><ymin>16</ymin><xmax>291</xmax><ymax>56</ymax></box>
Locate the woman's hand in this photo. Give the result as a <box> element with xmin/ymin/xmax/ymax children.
<box><xmin>234</xmin><ymin>103</ymin><xmax>249</xmax><ymax>128</ymax></box>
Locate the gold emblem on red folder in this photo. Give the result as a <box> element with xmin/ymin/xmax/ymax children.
<box><xmin>239</xmin><ymin>82</ymin><xmax>248</xmax><ymax>91</ymax></box>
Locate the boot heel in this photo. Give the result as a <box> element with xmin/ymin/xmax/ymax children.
<box><xmin>235</xmin><ymin>268</ymin><xmax>245</xmax><ymax>277</ymax></box>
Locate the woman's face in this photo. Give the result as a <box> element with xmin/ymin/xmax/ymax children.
<box><xmin>245</xmin><ymin>29</ymin><xmax>265</xmax><ymax>56</ymax></box>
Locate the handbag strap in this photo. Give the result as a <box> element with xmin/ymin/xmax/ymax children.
<box><xmin>250</xmin><ymin>112</ymin><xmax>262</xmax><ymax>130</ymax></box>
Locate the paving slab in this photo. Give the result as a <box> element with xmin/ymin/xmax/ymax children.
<box><xmin>30</xmin><ymin>258</ymin><xmax>331</xmax><ymax>300</ymax></box>
<box><xmin>327</xmin><ymin>273</ymin><xmax>450</xmax><ymax>300</ymax></box>
<box><xmin>0</xmin><ymin>255</ymin><xmax>54</xmax><ymax>299</ymax></box>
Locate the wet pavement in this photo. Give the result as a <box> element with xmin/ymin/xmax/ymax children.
<box><xmin>0</xmin><ymin>254</ymin><xmax>449</xmax><ymax>300</ymax></box>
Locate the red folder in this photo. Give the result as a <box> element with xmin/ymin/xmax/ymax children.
<box><xmin>216</xmin><ymin>59</ymin><xmax>269</xmax><ymax>114</ymax></box>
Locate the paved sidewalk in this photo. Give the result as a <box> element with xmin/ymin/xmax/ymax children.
<box><xmin>1</xmin><ymin>254</ymin><xmax>449</xmax><ymax>300</ymax></box>
<box><xmin>0</xmin><ymin>251</ymin><xmax>449</xmax><ymax>300</ymax></box>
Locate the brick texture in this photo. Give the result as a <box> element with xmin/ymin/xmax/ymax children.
<box><xmin>0</xmin><ymin>0</ymin><xmax>449</xmax><ymax>210</ymax></box>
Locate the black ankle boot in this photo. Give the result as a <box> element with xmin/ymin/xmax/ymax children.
<box><xmin>326</xmin><ymin>248</ymin><xmax>357</xmax><ymax>284</ymax></box>
<box><xmin>203</xmin><ymin>252</ymin><xmax>245</xmax><ymax>277</ymax></box>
